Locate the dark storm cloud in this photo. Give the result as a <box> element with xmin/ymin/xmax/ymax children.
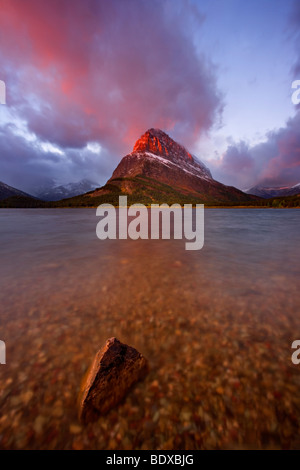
<box><xmin>0</xmin><ymin>124</ymin><xmax>112</xmax><ymax>193</ymax></box>
<box><xmin>211</xmin><ymin>111</ymin><xmax>300</xmax><ymax>189</ymax></box>
<box><xmin>0</xmin><ymin>0</ymin><xmax>223</xmax><ymax>190</ymax></box>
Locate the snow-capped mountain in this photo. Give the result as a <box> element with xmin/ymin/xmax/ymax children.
<box><xmin>245</xmin><ymin>183</ymin><xmax>300</xmax><ymax>198</ymax></box>
<box><xmin>90</xmin><ymin>128</ymin><xmax>258</xmax><ymax>204</ymax></box>
<box><xmin>33</xmin><ymin>179</ymin><xmax>99</xmax><ymax>201</ymax></box>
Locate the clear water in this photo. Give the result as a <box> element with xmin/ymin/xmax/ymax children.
<box><xmin>0</xmin><ymin>208</ymin><xmax>299</xmax><ymax>449</ymax></box>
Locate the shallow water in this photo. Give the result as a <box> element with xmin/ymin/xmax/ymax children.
<box><xmin>0</xmin><ymin>208</ymin><xmax>299</xmax><ymax>449</ymax></box>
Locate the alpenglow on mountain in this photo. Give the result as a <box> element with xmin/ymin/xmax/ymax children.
<box><xmin>87</xmin><ymin>128</ymin><xmax>258</xmax><ymax>205</ymax></box>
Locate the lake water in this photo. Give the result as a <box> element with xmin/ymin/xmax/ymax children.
<box><xmin>0</xmin><ymin>208</ymin><xmax>299</xmax><ymax>449</ymax></box>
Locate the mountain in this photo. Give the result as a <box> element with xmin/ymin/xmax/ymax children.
<box><xmin>0</xmin><ymin>130</ymin><xmax>261</xmax><ymax>208</ymax></box>
<box><xmin>33</xmin><ymin>178</ymin><xmax>99</xmax><ymax>201</ymax></box>
<box><xmin>0</xmin><ymin>181</ymin><xmax>34</xmax><ymax>201</ymax></box>
<box><xmin>87</xmin><ymin>128</ymin><xmax>258</xmax><ymax>205</ymax></box>
<box><xmin>245</xmin><ymin>183</ymin><xmax>300</xmax><ymax>199</ymax></box>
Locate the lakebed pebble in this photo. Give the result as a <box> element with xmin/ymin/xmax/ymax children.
<box><xmin>0</xmin><ymin>227</ymin><xmax>299</xmax><ymax>449</ymax></box>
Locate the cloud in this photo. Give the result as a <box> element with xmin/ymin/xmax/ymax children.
<box><xmin>210</xmin><ymin>111</ymin><xmax>300</xmax><ymax>189</ymax></box>
<box><xmin>0</xmin><ymin>122</ymin><xmax>113</xmax><ymax>193</ymax></box>
<box><xmin>0</xmin><ymin>0</ymin><xmax>223</xmax><ymax>191</ymax></box>
<box><xmin>208</xmin><ymin>0</ymin><xmax>300</xmax><ymax>190</ymax></box>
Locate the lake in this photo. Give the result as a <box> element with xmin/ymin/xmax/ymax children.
<box><xmin>0</xmin><ymin>208</ymin><xmax>299</xmax><ymax>449</ymax></box>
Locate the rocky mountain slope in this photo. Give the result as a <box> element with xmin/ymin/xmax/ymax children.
<box><xmin>90</xmin><ymin>128</ymin><xmax>258</xmax><ymax>205</ymax></box>
<box><xmin>0</xmin><ymin>181</ymin><xmax>34</xmax><ymax>201</ymax></box>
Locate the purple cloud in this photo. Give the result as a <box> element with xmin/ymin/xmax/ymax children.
<box><xmin>0</xmin><ymin>0</ymin><xmax>223</xmax><ymax>192</ymax></box>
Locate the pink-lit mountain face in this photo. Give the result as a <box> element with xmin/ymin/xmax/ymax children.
<box><xmin>113</xmin><ymin>128</ymin><xmax>212</xmax><ymax>181</ymax></box>
<box><xmin>91</xmin><ymin>129</ymin><xmax>258</xmax><ymax>204</ymax></box>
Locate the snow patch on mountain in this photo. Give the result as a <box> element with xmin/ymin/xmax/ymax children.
<box><xmin>33</xmin><ymin>179</ymin><xmax>99</xmax><ymax>201</ymax></box>
<box><xmin>141</xmin><ymin>152</ymin><xmax>212</xmax><ymax>180</ymax></box>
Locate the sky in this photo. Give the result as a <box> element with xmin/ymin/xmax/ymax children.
<box><xmin>0</xmin><ymin>0</ymin><xmax>299</xmax><ymax>193</ymax></box>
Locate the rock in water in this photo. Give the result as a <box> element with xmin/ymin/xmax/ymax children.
<box><xmin>78</xmin><ymin>337</ymin><xmax>149</xmax><ymax>423</ymax></box>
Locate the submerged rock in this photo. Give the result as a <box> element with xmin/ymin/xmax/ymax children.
<box><xmin>78</xmin><ymin>337</ymin><xmax>149</xmax><ymax>423</ymax></box>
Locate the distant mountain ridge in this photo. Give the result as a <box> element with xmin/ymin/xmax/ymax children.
<box><xmin>245</xmin><ymin>183</ymin><xmax>300</xmax><ymax>198</ymax></box>
<box><xmin>5</xmin><ymin>129</ymin><xmax>291</xmax><ymax>207</ymax></box>
<box><xmin>0</xmin><ymin>181</ymin><xmax>34</xmax><ymax>201</ymax></box>
<box><xmin>33</xmin><ymin>178</ymin><xmax>99</xmax><ymax>201</ymax></box>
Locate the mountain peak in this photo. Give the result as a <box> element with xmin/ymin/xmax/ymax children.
<box><xmin>0</xmin><ymin>181</ymin><xmax>34</xmax><ymax>201</ymax></box>
<box><xmin>90</xmin><ymin>128</ymin><xmax>259</xmax><ymax>205</ymax></box>
<box><xmin>133</xmin><ymin>128</ymin><xmax>194</xmax><ymax>162</ymax></box>
<box><xmin>110</xmin><ymin>128</ymin><xmax>213</xmax><ymax>182</ymax></box>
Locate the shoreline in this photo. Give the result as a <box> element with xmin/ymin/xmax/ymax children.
<box><xmin>0</xmin><ymin>206</ymin><xmax>299</xmax><ymax>210</ymax></box>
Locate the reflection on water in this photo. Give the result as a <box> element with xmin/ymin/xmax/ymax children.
<box><xmin>0</xmin><ymin>208</ymin><xmax>299</xmax><ymax>449</ymax></box>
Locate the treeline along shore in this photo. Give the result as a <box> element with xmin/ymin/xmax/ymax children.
<box><xmin>0</xmin><ymin>193</ymin><xmax>299</xmax><ymax>209</ymax></box>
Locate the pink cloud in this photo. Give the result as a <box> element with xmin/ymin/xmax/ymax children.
<box><xmin>0</xmin><ymin>0</ymin><xmax>223</xmax><ymax>157</ymax></box>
